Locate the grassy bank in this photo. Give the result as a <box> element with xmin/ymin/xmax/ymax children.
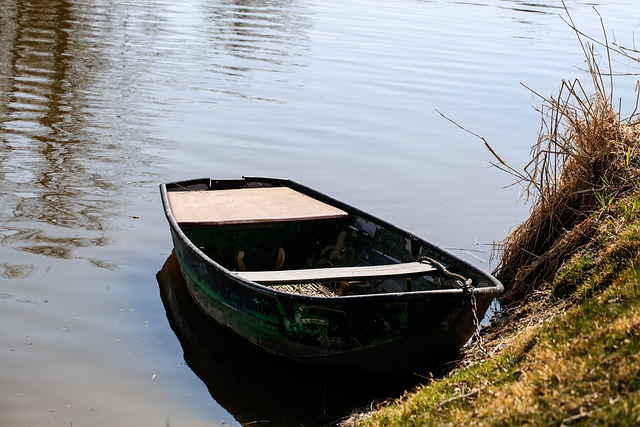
<box><xmin>342</xmin><ymin>10</ymin><xmax>640</xmax><ymax>427</ymax></box>
<box><xmin>343</xmin><ymin>197</ymin><xmax>640</xmax><ymax>426</ymax></box>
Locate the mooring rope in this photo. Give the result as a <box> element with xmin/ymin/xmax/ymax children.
<box><xmin>417</xmin><ymin>256</ymin><xmax>472</xmax><ymax>287</ymax></box>
<box><xmin>417</xmin><ymin>256</ymin><xmax>486</xmax><ymax>353</ymax></box>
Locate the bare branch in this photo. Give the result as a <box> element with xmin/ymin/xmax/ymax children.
<box><xmin>435</xmin><ymin>109</ymin><xmax>529</xmax><ymax>185</ymax></box>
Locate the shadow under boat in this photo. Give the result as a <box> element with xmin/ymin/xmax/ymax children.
<box><xmin>157</xmin><ymin>252</ymin><xmax>425</xmax><ymax>427</ymax></box>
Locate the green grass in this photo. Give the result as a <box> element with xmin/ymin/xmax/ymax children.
<box><xmin>344</xmin><ymin>196</ymin><xmax>640</xmax><ymax>427</ymax></box>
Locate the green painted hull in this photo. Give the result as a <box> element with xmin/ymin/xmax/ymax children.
<box><xmin>161</xmin><ymin>177</ymin><xmax>503</xmax><ymax>376</ymax></box>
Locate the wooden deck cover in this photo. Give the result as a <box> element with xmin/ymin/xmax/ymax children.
<box><xmin>168</xmin><ymin>186</ymin><xmax>348</xmax><ymax>225</ymax></box>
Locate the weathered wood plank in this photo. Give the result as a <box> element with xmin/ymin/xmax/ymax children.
<box><xmin>233</xmin><ymin>261</ymin><xmax>437</xmax><ymax>284</ymax></box>
<box><xmin>168</xmin><ymin>187</ymin><xmax>348</xmax><ymax>225</ymax></box>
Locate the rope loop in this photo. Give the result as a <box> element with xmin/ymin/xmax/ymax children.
<box><xmin>418</xmin><ymin>256</ymin><xmax>486</xmax><ymax>353</ymax></box>
<box><xmin>417</xmin><ymin>256</ymin><xmax>474</xmax><ymax>289</ymax></box>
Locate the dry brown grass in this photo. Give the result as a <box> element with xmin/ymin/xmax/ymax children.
<box><xmin>492</xmin><ymin>10</ymin><xmax>640</xmax><ymax>307</ymax></box>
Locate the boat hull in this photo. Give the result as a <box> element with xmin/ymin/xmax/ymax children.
<box><xmin>162</xmin><ymin>177</ymin><xmax>503</xmax><ymax>376</ymax></box>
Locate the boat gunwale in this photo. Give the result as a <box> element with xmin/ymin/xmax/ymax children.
<box><xmin>160</xmin><ymin>177</ymin><xmax>504</xmax><ymax>302</ymax></box>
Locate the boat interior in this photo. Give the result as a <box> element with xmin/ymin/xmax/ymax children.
<box><xmin>168</xmin><ymin>186</ymin><xmax>468</xmax><ymax>296</ymax></box>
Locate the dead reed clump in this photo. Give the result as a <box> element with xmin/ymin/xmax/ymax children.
<box><xmin>492</xmin><ymin>24</ymin><xmax>640</xmax><ymax>307</ymax></box>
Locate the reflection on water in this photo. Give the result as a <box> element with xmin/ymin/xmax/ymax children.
<box><xmin>196</xmin><ymin>0</ymin><xmax>310</xmax><ymax>102</ymax></box>
<box><xmin>201</xmin><ymin>0</ymin><xmax>309</xmax><ymax>67</ymax></box>
<box><xmin>0</xmin><ymin>262</ymin><xmax>36</xmax><ymax>280</ymax></box>
<box><xmin>0</xmin><ymin>0</ymin><xmax>118</xmax><ymax>268</ymax></box>
<box><xmin>497</xmin><ymin>0</ymin><xmax>561</xmax><ymax>15</ymax></box>
<box><xmin>0</xmin><ymin>0</ymin><xmax>311</xmax><ymax>272</ymax></box>
<box><xmin>157</xmin><ymin>252</ymin><xmax>418</xmax><ymax>426</ymax></box>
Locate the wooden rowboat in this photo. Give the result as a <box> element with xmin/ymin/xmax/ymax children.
<box><xmin>160</xmin><ymin>177</ymin><xmax>503</xmax><ymax>376</ymax></box>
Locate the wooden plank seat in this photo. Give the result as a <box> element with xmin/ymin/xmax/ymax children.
<box><xmin>168</xmin><ymin>187</ymin><xmax>348</xmax><ymax>225</ymax></box>
<box><xmin>233</xmin><ymin>261</ymin><xmax>438</xmax><ymax>285</ymax></box>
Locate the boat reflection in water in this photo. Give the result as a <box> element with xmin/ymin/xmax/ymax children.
<box><xmin>157</xmin><ymin>252</ymin><xmax>418</xmax><ymax>426</ymax></box>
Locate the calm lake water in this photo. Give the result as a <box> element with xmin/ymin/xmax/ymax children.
<box><xmin>1</xmin><ymin>0</ymin><xmax>639</xmax><ymax>425</ymax></box>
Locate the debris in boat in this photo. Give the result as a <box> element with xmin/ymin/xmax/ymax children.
<box><xmin>269</xmin><ymin>282</ymin><xmax>339</xmax><ymax>297</ymax></box>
